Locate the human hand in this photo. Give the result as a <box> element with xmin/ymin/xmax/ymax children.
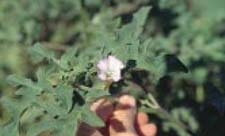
<box><xmin>77</xmin><ymin>95</ymin><xmax>157</xmax><ymax>136</ymax></box>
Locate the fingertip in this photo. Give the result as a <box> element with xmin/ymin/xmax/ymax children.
<box><xmin>140</xmin><ymin>124</ymin><xmax>157</xmax><ymax>136</ymax></box>
<box><xmin>118</xmin><ymin>95</ymin><xmax>136</xmax><ymax>107</ymax></box>
<box><xmin>115</xmin><ymin>132</ymin><xmax>138</xmax><ymax>136</ymax></box>
<box><xmin>109</xmin><ymin>95</ymin><xmax>137</xmax><ymax>135</ymax></box>
<box><xmin>90</xmin><ymin>98</ymin><xmax>113</xmax><ymax>122</ymax></box>
<box><xmin>90</xmin><ymin>99</ymin><xmax>106</xmax><ymax>111</ymax></box>
<box><xmin>137</xmin><ymin>112</ymin><xmax>149</xmax><ymax>126</ymax></box>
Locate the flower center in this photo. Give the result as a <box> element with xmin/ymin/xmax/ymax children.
<box><xmin>106</xmin><ymin>70</ymin><xmax>114</xmax><ymax>79</ymax></box>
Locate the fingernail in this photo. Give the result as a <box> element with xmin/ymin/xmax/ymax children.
<box><xmin>119</xmin><ymin>95</ymin><xmax>136</xmax><ymax>107</ymax></box>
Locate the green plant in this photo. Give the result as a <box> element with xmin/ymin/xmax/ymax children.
<box><xmin>1</xmin><ymin>0</ymin><xmax>225</xmax><ymax>136</ymax></box>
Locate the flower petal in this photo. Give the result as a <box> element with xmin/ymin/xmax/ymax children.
<box><xmin>97</xmin><ymin>59</ymin><xmax>108</xmax><ymax>71</ymax></box>
<box><xmin>97</xmin><ymin>55</ymin><xmax>124</xmax><ymax>82</ymax></box>
<box><xmin>112</xmin><ymin>71</ymin><xmax>122</xmax><ymax>82</ymax></box>
<box><xmin>98</xmin><ymin>72</ymin><xmax>107</xmax><ymax>81</ymax></box>
<box><xmin>108</xmin><ymin>55</ymin><xmax>124</xmax><ymax>70</ymax></box>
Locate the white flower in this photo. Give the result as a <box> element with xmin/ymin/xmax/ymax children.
<box><xmin>97</xmin><ymin>55</ymin><xmax>125</xmax><ymax>82</ymax></box>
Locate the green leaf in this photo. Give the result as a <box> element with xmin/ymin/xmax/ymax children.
<box><xmin>59</xmin><ymin>47</ymin><xmax>77</xmax><ymax>69</ymax></box>
<box><xmin>29</xmin><ymin>43</ymin><xmax>55</xmax><ymax>62</ymax></box>
<box><xmin>36</xmin><ymin>92</ymin><xmax>67</xmax><ymax>116</ymax></box>
<box><xmin>86</xmin><ymin>89</ymin><xmax>110</xmax><ymax>102</ymax></box>
<box><xmin>81</xmin><ymin>106</ymin><xmax>104</xmax><ymax>127</ymax></box>
<box><xmin>55</xmin><ymin>84</ymin><xmax>74</xmax><ymax>112</ymax></box>
<box><xmin>36</xmin><ymin>67</ymin><xmax>54</xmax><ymax>91</ymax></box>
<box><xmin>0</xmin><ymin>120</ymin><xmax>18</xmax><ymax>136</ymax></box>
<box><xmin>19</xmin><ymin>105</ymin><xmax>81</xmax><ymax>136</ymax></box>
<box><xmin>133</xmin><ymin>6</ymin><xmax>152</xmax><ymax>30</ymax></box>
<box><xmin>117</xmin><ymin>6</ymin><xmax>151</xmax><ymax>43</ymax></box>
<box><xmin>56</xmin><ymin>109</ymin><xmax>80</xmax><ymax>136</ymax></box>
<box><xmin>0</xmin><ymin>96</ymin><xmax>29</xmax><ymax>136</ymax></box>
<box><xmin>0</xmin><ymin>103</ymin><xmax>11</xmax><ymax>126</ymax></box>
<box><xmin>7</xmin><ymin>75</ymin><xmax>41</xmax><ymax>91</ymax></box>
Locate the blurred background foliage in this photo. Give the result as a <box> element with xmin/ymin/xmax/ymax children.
<box><xmin>0</xmin><ymin>0</ymin><xmax>225</xmax><ymax>136</ymax></box>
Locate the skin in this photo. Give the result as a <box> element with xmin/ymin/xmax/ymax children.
<box><xmin>77</xmin><ymin>95</ymin><xmax>157</xmax><ymax>136</ymax></box>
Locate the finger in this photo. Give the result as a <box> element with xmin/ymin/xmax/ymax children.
<box><xmin>109</xmin><ymin>95</ymin><xmax>137</xmax><ymax>135</ymax></box>
<box><xmin>136</xmin><ymin>112</ymin><xmax>149</xmax><ymax>126</ymax></box>
<box><xmin>77</xmin><ymin>98</ymin><xmax>113</xmax><ymax>136</ymax></box>
<box><xmin>114</xmin><ymin>132</ymin><xmax>138</xmax><ymax>136</ymax></box>
<box><xmin>90</xmin><ymin>98</ymin><xmax>113</xmax><ymax>122</ymax></box>
<box><xmin>139</xmin><ymin>123</ymin><xmax>157</xmax><ymax>136</ymax></box>
<box><xmin>76</xmin><ymin>123</ymin><xmax>103</xmax><ymax>136</ymax></box>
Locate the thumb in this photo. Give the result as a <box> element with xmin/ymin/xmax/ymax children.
<box><xmin>109</xmin><ymin>95</ymin><xmax>137</xmax><ymax>135</ymax></box>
